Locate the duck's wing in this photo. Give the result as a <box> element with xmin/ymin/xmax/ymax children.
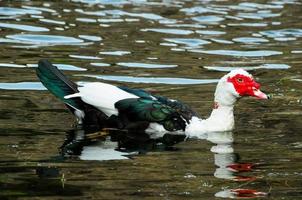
<box><xmin>153</xmin><ymin>95</ymin><xmax>198</xmax><ymax>122</ymax></box>
<box><xmin>118</xmin><ymin>87</ymin><xmax>198</xmax><ymax>122</ymax></box>
<box><xmin>115</xmin><ymin>98</ymin><xmax>187</xmax><ymax>132</ymax></box>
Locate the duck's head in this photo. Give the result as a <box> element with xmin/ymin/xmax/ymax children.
<box><xmin>215</xmin><ymin>69</ymin><xmax>268</xmax><ymax>106</ymax></box>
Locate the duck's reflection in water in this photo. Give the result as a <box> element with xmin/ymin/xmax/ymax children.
<box><xmin>60</xmin><ymin>126</ymin><xmax>185</xmax><ymax>161</ymax></box>
<box><xmin>206</xmin><ymin>132</ymin><xmax>267</xmax><ymax>198</ymax></box>
<box><xmin>79</xmin><ymin>139</ymin><xmax>136</xmax><ymax>161</ymax></box>
<box><xmin>215</xmin><ymin>188</ymin><xmax>267</xmax><ymax>199</ymax></box>
<box><xmin>60</xmin><ymin>127</ymin><xmax>267</xmax><ymax>198</ymax></box>
<box><xmin>207</xmin><ymin>131</ymin><xmax>256</xmax><ymax>181</ymax></box>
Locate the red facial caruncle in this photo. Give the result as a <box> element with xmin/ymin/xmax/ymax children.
<box><xmin>227</xmin><ymin>74</ymin><xmax>268</xmax><ymax>99</ymax></box>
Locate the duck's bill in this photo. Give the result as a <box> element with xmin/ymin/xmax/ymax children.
<box><xmin>253</xmin><ymin>89</ymin><xmax>269</xmax><ymax>99</ymax></box>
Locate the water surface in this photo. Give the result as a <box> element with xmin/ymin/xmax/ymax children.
<box><xmin>0</xmin><ymin>0</ymin><xmax>301</xmax><ymax>199</ymax></box>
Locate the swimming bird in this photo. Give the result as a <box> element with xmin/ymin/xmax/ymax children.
<box><xmin>36</xmin><ymin>59</ymin><xmax>268</xmax><ymax>137</ymax></box>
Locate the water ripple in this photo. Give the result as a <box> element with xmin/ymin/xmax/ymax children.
<box><xmin>21</xmin><ymin>5</ymin><xmax>57</xmax><ymax>13</ymax></box>
<box><xmin>0</xmin><ymin>82</ymin><xmax>45</xmax><ymax>90</ymax></box>
<box><xmin>27</xmin><ymin>63</ymin><xmax>86</xmax><ymax>71</ymax></box>
<box><xmin>210</xmin><ymin>39</ymin><xmax>233</xmax><ymax>44</ymax></box>
<box><xmin>78</xmin><ymin>35</ymin><xmax>102</xmax><ymax>41</ymax></box>
<box><xmin>196</xmin><ymin>30</ymin><xmax>226</xmax><ymax>35</ymax></box>
<box><xmin>291</xmin><ymin>50</ymin><xmax>302</xmax><ymax>54</ymax></box>
<box><xmin>141</xmin><ymin>28</ymin><xmax>193</xmax><ymax>35</ymax></box>
<box><xmin>237</xmin><ymin>12</ymin><xmax>281</xmax><ymax>20</ymax></box>
<box><xmin>204</xmin><ymin>64</ymin><xmax>290</xmax><ymax>72</ymax></box>
<box><xmin>77</xmin><ymin>8</ymin><xmax>172</xmax><ymax>23</ymax></box>
<box><xmin>39</xmin><ymin>18</ymin><xmax>66</xmax><ymax>25</ymax></box>
<box><xmin>4</xmin><ymin>34</ymin><xmax>85</xmax><ymax>46</ymax></box>
<box><xmin>228</xmin><ymin>22</ymin><xmax>268</xmax><ymax>27</ymax></box>
<box><xmin>117</xmin><ymin>62</ymin><xmax>177</xmax><ymax>69</ymax></box>
<box><xmin>181</xmin><ymin>6</ymin><xmax>228</xmax><ymax>15</ymax></box>
<box><xmin>166</xmin><ymin>24</ymin><xmax>206</xmax><ymax>28</ymax></box>
<box><xmin>191</xmin><ymin>49</ymin><xmax>282</xmax><ymax>57</ymax></box>
<box><xmin>98</xmin><ymin>18</ymin><xmax>124</xmax><ymax>23</ymax></box>
<box><xmin>238</xmin><ymin>2</ymin><xmax>284</xmax><ymax>9</ymax></box>
<box><xmin>104</xmin><ymin>9</ymin><xmax>167</xmax><ymax>21</ymax></box>
<box><xmin>0</xmin><ymin>63</ymin><xmax>86</xmax><ymax>71</ymax></box>
<box><xmin>232</xmin><ymin>37</ymin><xmax>269</xmax><ymax>44</ymax></box>
<box><xmin>259</xmin><ymin>29</ymin><xmax>302</xmax><ymax>40</ymax></box>
<box><xmin>0</xmin><ymin>7</ymin><xmax>41</xmax><ymax>16</ymax></box>
<box><xmin>192</xmin><ymin>15</ymin><xmax>225</xmax><ymax>24</ymax></box>
<box><xmin>0</xmin><ymin>22</ymin><xmax>49</xmax><ymax>32</ymax></box>
<box><xmin>90</xmin><ymin>62</ymin><xmax>111</xmax><ymax>67</ymax></box>
<box><xmin>74</xmin><ymin>9</ymin><xmax>106</xmax><ymax>16</ymax></box>
<box><xmin>0</xmin><ymin>63</ymin><xmax>26</xmax><ymax>68</ymax></box>
<box><xmin>72</xmin><ymin>0</ymin><xmax>135</xmax><ymax>5</ymax></box>
<box><xmin>69</xmin><ymin>55</ymin><xmax>102</xmax><ymax>60</ymax></box>
<box><xmin>164</xmin><ymin>38</ymin><xmax>210</xmax><ymax>47</ymax></box>
<box><xmin>99</xmin><ymin>51</ymin><xmax>130</xmax><ymax>56</ymax></box>
<box><xmin>79</xmin><ymin>75</ymin><xmax>219</xmax><ymax>85</ymax></box>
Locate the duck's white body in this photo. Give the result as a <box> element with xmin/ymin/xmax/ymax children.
<box><xmin>66</xmin><ymin>82</ymin><xmax>138</xmax><ymax>116</ymax></box>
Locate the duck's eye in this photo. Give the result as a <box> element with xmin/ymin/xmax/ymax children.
<box><xmin>237</xmin><ymin>78</ymin><xmax>243</xmax><ymax>83</ymax></box>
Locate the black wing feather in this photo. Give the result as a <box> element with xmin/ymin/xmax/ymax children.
<box><xmin>115</xmin><ymin>98</ymin><xmax>186</xmax><ymax>131</ymax></box>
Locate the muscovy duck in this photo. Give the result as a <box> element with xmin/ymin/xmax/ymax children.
<box><xmin>36</xmin><ymin>59</ymin><xmax>268</xmax><ymax>137</ymax></box>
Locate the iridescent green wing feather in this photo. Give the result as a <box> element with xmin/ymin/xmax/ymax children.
<box><xmin>36</xmin><ymin>59</ymin><xmax>82</xmax><ymax>110</ymax></box>
<box><xmin>118</xmin><ymin>86</ymin><xmax>198</xmax><ymax>122</ymax></box>
<box><xmin>154</xmin><ymin>95</ymin><xmax>198</xmax><ymax>122</ymax></box>
<box><xmin>115</xmin><ymin>98</ymin><xmax>186</xmax><ymax>131</ymax></box>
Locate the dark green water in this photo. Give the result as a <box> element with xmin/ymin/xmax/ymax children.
<box><xmin>0</xmin><ymin>0</ymin><xmax>302</xmax><ymax>199</ymax></box>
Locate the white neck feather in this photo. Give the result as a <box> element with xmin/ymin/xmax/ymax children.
<box><xmin>203</xmin><ymin>104</ymin><xmax>235</xmax><ymax>132</ymax></box>
<box><xmin>186</xmin><ymin>76</ymin><xmax>237</xmax><ymax>137</ymax></box>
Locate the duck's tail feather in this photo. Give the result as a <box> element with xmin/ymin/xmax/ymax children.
<box><xmin>36</xmin><ymin>59</ymin><xmax>112</xmax><ymax>128</ymax></box>
<box><xmin>36</xmin><ymin>59</ymin><xmax>84</xmax><ymax>112</ymax></box>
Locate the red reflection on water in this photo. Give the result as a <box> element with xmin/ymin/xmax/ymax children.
<box><xmin>227</xmin><ymin>163</ymin><xmax>255</xmax><ymax>172</ymax></box>
<box><xmin>216</xmin><ymin>188</ymin><xmax>268</xmax><ymax>199</ymax></box>
<box><xmin>233</xmin><ymin>176</ymin><xmax>257</xmax><ymax>182</ymax></box>
<box><xmin>231</xmin><ymin>188</ymin><xmax>267</xmax><ymax>198</ymax></box>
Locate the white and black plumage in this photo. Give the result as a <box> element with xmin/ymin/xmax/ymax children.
<box><xmin>37</xmin><ymin>59</ymin><xmax>268</xmax><ymax>137</ymax></box>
